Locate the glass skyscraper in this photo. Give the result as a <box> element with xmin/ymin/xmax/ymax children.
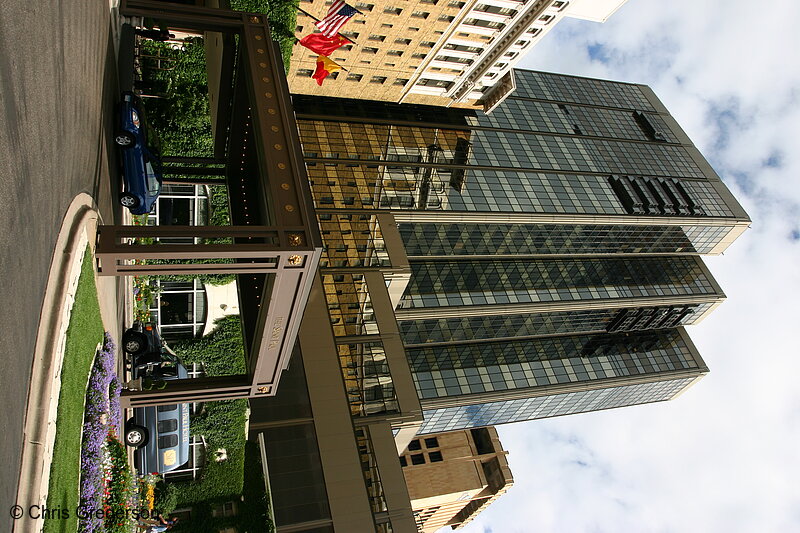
<box><xmin>292</xmin><ymin>69</ymin><xmax>749</xmax><ymax>434</ymax></box>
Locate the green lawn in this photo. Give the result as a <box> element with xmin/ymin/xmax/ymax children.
<box><xmin>43</xmin><ymin>246</ymin><xmax>105</xmax><ymax>533</ymax></box>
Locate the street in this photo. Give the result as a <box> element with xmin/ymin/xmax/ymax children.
<box><xmin>0</xmin><ymin>0</ymin><xmax>120</xmax><ymax>528</ymax></box>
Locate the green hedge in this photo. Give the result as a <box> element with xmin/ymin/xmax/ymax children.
<box><xmin>231</xmin><ymin>0</ymin><xmax>298</xmax><ymax>68</ymax></box>
<box><xmin>156</xmin><ymin>316</ymin><xmax>249</xmax><ymax>523</ymax></box>
<box><xmin>140</xmin><ymin>38</ymin><xmax>213</xmax><ymax>158</ymax></box>
<box><xmin>165</xmin><ymin>399</ymin><xmax>249</xmax><ymax>531</ymax></box>
<box><xmin>172</xmin><ymin>315</ymin><xmax>246</xmax><ymax>376</ymax></box>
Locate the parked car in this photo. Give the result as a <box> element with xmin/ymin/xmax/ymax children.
<box><xmin>114</xmin><ymin>92</ymin><xmax>163</xmax><ymax>215</ymax></box>
<box><xmin>121</xmin><ymin>320</ymin><xmax>162</xmax><ymax>356</ymax></box>
<box><xmin>123</xmin><ymin>322</ymin><xmax>191</xmax><ymax>475</ymax></box>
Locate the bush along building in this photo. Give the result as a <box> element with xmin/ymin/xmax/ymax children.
<box><xmin>245</xmin><ymin>69</ymin><xmax>749</xmax><ymax>531</ymax></box>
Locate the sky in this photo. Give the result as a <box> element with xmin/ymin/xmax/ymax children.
<box><xmin>460</xmin><ymin>1</ymin><xmax>800</xmax><ymax>532</ymax></box>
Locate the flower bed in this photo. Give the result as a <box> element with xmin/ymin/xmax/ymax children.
<box><xmin>102</xmin><ymin>435</ymin><xmax>138</xmax><ymax>533</ymax></box>
<box><xmin>132</xmin><ymin>276</ymin><xmax>156</xmax><ymax>322</ymax></box>
<box><xmin>78</xmin><ymin>333</ymin><xmax>123</xmax><ymax>533</ymax></box>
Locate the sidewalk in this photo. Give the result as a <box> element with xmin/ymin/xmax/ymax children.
<box><xmin>14</xmin><ymin>193</ymin><xmax>126</xmax><ymax>533</ymax></box>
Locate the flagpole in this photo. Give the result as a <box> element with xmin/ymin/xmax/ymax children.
<box><xmin>296</xmin><ymin>6</ymin><xmax>358</xmax><ymax>44</ymax></box>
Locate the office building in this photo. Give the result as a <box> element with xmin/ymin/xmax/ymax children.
<box><xmin>400</xmin><ymin>427</ymin><xmax>513</xmax><ymax>532</ymax></box>
<box><xmin>249</xmin><ymin>69</ymin><xmax>748</xmax><ymax>530</ymax></box>
<box><xmin>290</xmin><ymin>0</ymin><xmax>630</xmax><ymax>110</ymax></box>
<box><xmin>291</xmin><ymin>68</ymin><xmax>748</xmax><ymax>433</ymax></box>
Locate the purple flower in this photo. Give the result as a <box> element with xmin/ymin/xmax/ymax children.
<box><xmin>78</xmin><ymin>333</ymin><xmax>125</xmax><ymax>533</ymax></box>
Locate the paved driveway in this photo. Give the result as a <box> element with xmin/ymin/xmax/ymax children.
<box><xmin>0</xmin><ymin>0</ymin><xmax>121</xmax><ymax>527</ymax></box>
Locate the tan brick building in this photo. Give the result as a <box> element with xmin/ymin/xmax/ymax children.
<box><xmin>400</xmin><ymin>427</ymin><xmax>514</xmax><ymax>532</ymax></box>
<box><xmin>289</xmin><ymin>0</ymin><xmax>628</xmax><ymax>110</ymax></box>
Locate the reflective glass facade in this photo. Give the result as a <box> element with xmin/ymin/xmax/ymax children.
<box><xmin>400</xmin><ymin>309</ymin><xmax>619</xmax><ymax>345</ymax></box>
<box><xmin>318</xmin><ymin>213</ymin><xmax>390</xmax><ymax>269</ymax></box>
<box><xmin>417</xmin><ymin>378</ymin><xmax>697</xmax><ymax>434</ymax></box>
<box><xmin>399</xmin><ymin>222</ymin><xmax>734</xmax><ymax>256</ymax></box>
<box><xmin>295</xmin><ymin>71</ymin><xmax>743</xmax><ymax>226</ymax></box>
<box><xmin>399</xmin><ymin>256</ymin><xmax>717</xmax><ymax>309</ymax></box>
<box><xmin>399</xmin><ymin>304</ymin><xmax>707</xmax><ymax>346</ymax></box>
<box><xmin>511</xmin><ymin>71</ymin><xmax>658</xmax><ymax>111</ymax></box>
<box><xmin>408</xmin><ymin>329</ymin><xmax>699</xmax><ymax>400</ymax></box>
<box><xmin>472</xmin><ymin>98</ymin><xmax>676</xmax><ymax>143</ymax></box>
<box><xmin>292</xmin><ymin>69</ymin><xmax>744</xmax><ymax>435</ymax></box>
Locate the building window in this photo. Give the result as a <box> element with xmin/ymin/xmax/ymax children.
<box><xmin>428</xmin><ymin>451</ymin><xmax>443</xmax><ymax>462</ymax></box>
<box><xmin>553</xmin><ymin>1</ymin><xmax>568</xmax><ymax>9</ymax></box>
<box><xmin>381</xmin><ymin>23</ymin><xmax>394</xmax><ymax>28</ymax></box>
<box><xmin>360</xmin><ymin>60</ymin><xmax>372</xmax><ymax>64</ymax></box>
<box><xmin>444</xmin><ymin>43</ymin><xmax>483</xmax><ymax>53</ymax></box>
<box><xmin>395</xmin><ymin>38</ymin><xmax>412</xmax><ymax>45</ymax></box>
<box><xmin>296</xmin><ymin>25</ymin><xmax>303</xmax><ymax>32</ymax></box>
<box><xmin>385</xmin><ymin>62</ymin><xmax>396</xmax><ymax>66</ymax></box>
<box><xmin>411</xmin><ymin>11</ymin><xmax>430</xmax><ymax>18</ymax></box>
<box><xmin>410</xmin><ymin>453</ymin><xmax>426</xmax><ymax>465</ymax></box>
<box><xmin>408</xmin><ymin>26</ymin><xmax>420</xmax><ymax>31</ymax></box>
<box><xmin>449</xmin><ymin>0</ymin><xmax>466</xmax><ymax>7</ymax></box>
<box><xmin>342</xmin><ymin>31</ymin><xmax>360</xmax><ymax>39</ymax></box>
<box><xmin>297</xmin><ymin>69</ymin><xmax>313</xmax><ymax>77</ymax></box>
<box><xmin>383</xmin><ymin>6</ymin><xmax>402</xmax><ymax>14</ymax></box>
<box><xmin>408</xmin><ymin>439</ymin><xmax>422</xmax><ymax>451</ymax></box>
<box><xmin>347</xmin><ymin>73</ymin><xmax>363</xmax><ymax>81</ymax></box>
<box><xmin>424</xmin><ymin>437</ymin><xmax>439</xmax><ymax>448</ymax></box>
<box><xmin>387</xmin><ymin>49</ymin><xmax>404</xmax><ymax>56</ymax></box>
<box><xmin>362</xmin><ymin>47</ymin><xmax>379</xmax><ymax>54</ymax></box>
<box><xmin>370</xmin><ymin>76</ymin><xmax>387</xmax><ymax>84</ymax></box>
<box><xmin>421</xmin><ymin>0</ymin><xmax>438</xmax><ymax>4</ymax></box>
<box><xmin>355</xmin><ymin>2</ymin><xmax>374</xmax><ymax>10</ymax></box>
<box><xmin>394</xmin><ymin>78</ymin><xmax>409</xmax><ymax>85</ymax></box>
<box><xmin>539</xmin><ymin>14</ymin><xmax>553</xmax><ymax>23</ymax></box>
<box><xmin>464</xmin><ymin>18</ymin><xmax>504</xmax><ymax>29</ymax></box>
<box><xmin>211</xmin><ymin>501</ymin><xmax>238</xmax><ymax>518</ymax></box>
<box><xmin>417</xmin><ymin>78</ymin><xmax>453</xmax><ymax>89</ymax></box>
<box><xmin>399</xmin><ymin>456</ymin><xmax>407</xmax><ymax>467</ymax></box>
<box><xmin>439</xmin><ymin>15</ymin><xmax>455</xmax><ymax>22</ymax></box>
<box><xmin>420</xmin><ymin>41</ymin><xmax>436</xmax><ymax>48</ymax></box>
<box><xmin>475</xmin><ymin>4</ymin><xmax>517</xmax><ymax>16</ymax></box>
<box><xmin>368</xmin><ymin>34</ymin><xmax>386</xmax><ymax>41</ymax></box>
<box><xmin>411</xmin><ymin>52</ymin><xmax>427</xmax><ymax>59</ymax></box>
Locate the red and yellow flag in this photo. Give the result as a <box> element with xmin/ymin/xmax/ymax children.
<box><xmin>299</xmin><ymin>33</ymin><xmax>348</xmax><ymax>57</ymax></box>
<box><xmin>312</xmin><ymin>55</ymin><xmax>342</xmax><ymax>86</ymax></box>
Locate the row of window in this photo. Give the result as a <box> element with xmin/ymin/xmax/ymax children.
<box><xmin>295</xmin><ymin>69</ymin><xmax>410</xmax><ymax>85</ymax></box>
<box><xmin>408</xmin><ymin>436</ymin><xmax>439</xmax><ymax>450</ymax></box>
<box><xmin>399</xmin><ymin>451</ymin><xmax>443</xmax><ymax>466</ymax></box>
<box><xmin>417</xmin><ymin>378</ymin><xmax>695</xmax><ymax>433</ymax></box>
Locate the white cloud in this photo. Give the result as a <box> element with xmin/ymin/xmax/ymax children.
<box><xmin>457</xmin><ymin>0</ymin><xmax>800</xmax><ymax>531</ymax></box>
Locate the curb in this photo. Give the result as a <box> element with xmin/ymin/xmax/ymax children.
<box><xmin>14</xmin><ymin>193</ymin><xmax>99</xmax><ymax>533</ymax></box>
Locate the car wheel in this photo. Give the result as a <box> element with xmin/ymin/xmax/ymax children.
<box><xmin>122</xmin><ymin>331</ymin><xmax>147</xmax><ymax>355</ymax></box>
<box><xmin>125</xmin><ymin>423</ymin><xmax>149</xmax><ymax>448</ymax></box>
<box><xmin>119</xmin><ymin>193</ymin><xmax>140</xmax><ymax>209</ymax></box>
<box><xmin>114</xmin><ymin>131</ymin><xmax>136</xmax><ymax>147</ymax></box>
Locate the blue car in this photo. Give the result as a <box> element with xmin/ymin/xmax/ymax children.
<box><xmin>114</xmin><ymin>92</ymin><xmax>162</xmax><ymax>215</ymax></box>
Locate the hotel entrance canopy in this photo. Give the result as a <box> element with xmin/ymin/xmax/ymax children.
<box><xmin>103</xmin><ymin>0</ymin><xmax>322</xmax><ymax>407</ymax></box>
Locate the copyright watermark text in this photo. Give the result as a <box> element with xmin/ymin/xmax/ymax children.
<box><xmin>10</xmin><ymin>504</ymin><xmax>153</xmax><ymax>521</ymax></box>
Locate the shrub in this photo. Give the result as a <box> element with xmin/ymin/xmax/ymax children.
<box><xmin>172</xmin><ymin>315</ymin><xmax>247</xmax><ymax>376</ymax></box>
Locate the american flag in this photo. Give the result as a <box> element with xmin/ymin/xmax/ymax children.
<box><xmin>315</xmin><ymin>1</ymin><xmax>359</xmax><ymax>38</ymax></box>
